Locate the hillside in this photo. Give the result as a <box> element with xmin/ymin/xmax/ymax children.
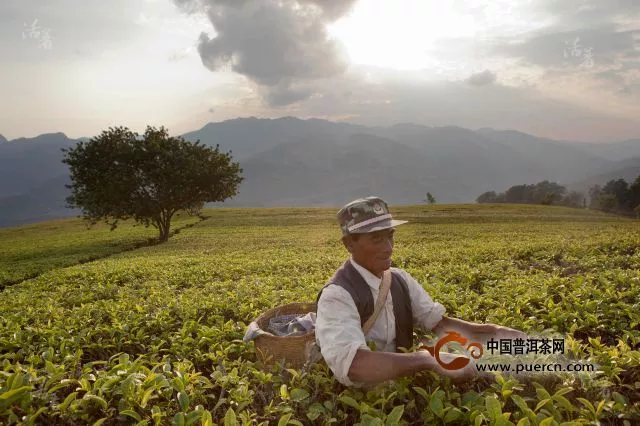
<box><xmin>1</xmin><ymin>204</ymin><xmax>639</xmax><ymax>423</ymax></box>
<box><xmin>564</xmin><ymin>138</ymin><xmax>640</xmax><ymax>161</ymax></box>
<box><xmin>0</xmin><ymin>132</ymin><xmax>75</xmax><ymax>198</ymax></box>
<box><xmin>0</xmin><ymin>212</ymin><xmax>202</xmax><ymax>287</ymax></box>
<box><xmin>568</xmin><ymin>157</ymin><xmax>640</xmax><ymax>193</ymax></box>
<box><xmin>2</xmin><ymin>117</ymin><xmax>640</xmax><ymax>227</ymax></box>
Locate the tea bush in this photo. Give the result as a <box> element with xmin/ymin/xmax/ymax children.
<box><xmin>1</xmin><ymin>204</ymin><xmax>639</xmax><ymax>425</ymax></box>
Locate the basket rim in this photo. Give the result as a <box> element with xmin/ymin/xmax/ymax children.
<box><xmin>254</xmin><ymin>330</ymin><xmax>316</xmax><ymax>342</ymax></box>
<box><xmin>254</xmin><ymin>302</ymin><xmax>317</xmax><ymax>341</ymax></box>
<box><xmin>255</xmin><ymin>301</ymin><xmax>316</xmax><ymax>322</ymax></box>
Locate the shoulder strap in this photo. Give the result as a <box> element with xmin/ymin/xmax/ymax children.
<box><xmin>362</xmin><ymin>269</ymin><xmax>392</xmax><ymax>335</ymax></box>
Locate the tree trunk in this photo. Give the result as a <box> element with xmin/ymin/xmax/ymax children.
<box><xmin>159</xmin><ymin>224</ymin><xmax>169</xmax><ymax>242</ymax></box>
<box><xmin>157</xmin><ymin>210</ymin><xmax>173</xmax><ymax>243</ymax></box>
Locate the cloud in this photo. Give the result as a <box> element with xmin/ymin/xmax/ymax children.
<box><xmin>277</xmin><ymin>66</ymin><xmax>640</xmax><ymax>142</ymax></box>
<box><xmin>173</xmin><ymin>0</ymin><xmax>639</xmax><ymax>141</ymax></box>
<box><xmin>298</xmin><ymin>0</ymin><xmax>357</xmax><ymax>21</ymax></box>
<box><xmin>531</xmin><ymin>0</ymin><xmax>640</xmax><ymax>30</ymax></box>
<box><xmin>174</xmin><ymin>0</ymin><xmax>357</xmax><ymax>106</ymax></box>
<box><xmin>169</xmin><ymin>44</ymin><xmax>197</xmax><ymax>61</ymax></box>
<box><xmin>476</xmin><ymin>0</ymin><xmax>640</xmax><ymax>100</ymax></box>
<box><xmin>259</xmin><ymin>82</ymin><xmax>315</xmax><ymax>107</ymax></box>
<box><xmin>466</xmin><ymin>70</ymin><xmax>496</xmax><ymax>86</ymax></box>
<box><xmin>490</xmin><ymin>26</ymin><xmax>638</xmax><ymax>70</ymax></box>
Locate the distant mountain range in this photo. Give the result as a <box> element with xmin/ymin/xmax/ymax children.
<box><xmin>1</xmin><ymin>117</ymin><xmax>639</xmax><ymax>228</ymax></box>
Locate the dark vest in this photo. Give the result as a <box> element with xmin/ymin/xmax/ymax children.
<box><xmin>316</xmin><ymin>260</ymin><xmax>414</xmax><ymax>351</ymax></box>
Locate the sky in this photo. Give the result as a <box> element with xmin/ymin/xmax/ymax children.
<box><xmin>0</xmin><ymin>0</ymin><xmax>639</xmax><ymax>142</ymax></box>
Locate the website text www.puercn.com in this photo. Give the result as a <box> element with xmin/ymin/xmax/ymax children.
<box><xmin>476</xmin><ymin>362</ymin><xmax>597</xmax><ymax>374</ymax></box>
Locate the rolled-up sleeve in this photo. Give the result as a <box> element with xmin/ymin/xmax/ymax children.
<box><xmin>315</xmin><ymin>284</ymin><xmax>370</xmax><ymax>386</ymax></box>
<box><xmin>395</xmin><ymin>269</ymin><xmax>446</xmax><ymax>331</ymax></box>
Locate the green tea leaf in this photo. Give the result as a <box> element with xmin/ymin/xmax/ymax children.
<box><xmin>485</xmin><ymin>396</ymin><xmax>502</xmax><ymax>420</ymax></box>
<box><xmin>339</xmin><ymin>395</ymin><xmax>360</xmax><ymax>411</ymax></box>
<box><xmin>201</xmin><ymin>411</ymin><xmax>214</xmax><ymax>426</ymax></box>
<box><xmin>462</xmin><ymin>391</ymin><xmax>481</xmax><ymax>407</ymax></box>
<box><xmin>178</xmin><ymin>391</ymin><xmax>190</xmax><ymax>411</ymax></box>
<box><xmin>224</xmin><ymin>407</ymin><xmax>237</xmax><ymax>426</ymax></box>
<box><xmin>361</xmin><ymin>414</ymin><xmax>384</xmax><ymax>426</ymax></box>
<box><xmin>385</xmin><ymin>405</ymin><xmax>404</xmax><ymax>426</ymax></box>
<box><xmin>443</xmin><ymin>407</ymin><xmax>462</xmax><ymax>423</ymax></box>
<box><xmin>185</xmin><ymin>409</ymin><xmax>203</xmax><ymax>425</ymax></box>
<box><xmin>121</xmin><ymin>409</ymin><xmax>142</xmax><ymax>422</ymax></box>
<box><xmin>57</xmin><ymin>391</ymin><xmax>78</xmax><ymax>411</ymax></box>
<box><xmin>539</xmin><ymin>417</ymin><xmax>554</xmax><ymax>426</ymax></box>
<box><xmin>141</xmin><ymin>388</ymin><xmax>156</xmax><ymax>408</ymax></box>
<box><xmin>412</xmin><ymin>387</ymin><xmax>429</xmax><ymax>400</ymax></box>
<box><xmin>83</xmin><ymin>394</ymin><xmax>108</xmax><ymax>409</ymax></box>
<box><xmin>535</xmin><ymin>399</ymin><xmax>551</xmax><ymax>413</ymax></box>
<box><xmin>552</xmin><ymin>395</ymin><xmax>574</xmax><ymax>413</ymax></box>
<box><xmin>429</xmin><ymin>396</ymin><xmax>444</xmax><ymax>418</ymax></box>
<box><xmin>306</xmin><ymin>402</ymin><xmax>326</xmax><ymax>421</ymax></box>
<box><xmin>290</xmin><ymin>388</ymin><xmax>309</xmax><ymax>402</ymax></box>
<box><xmin>280</xmin><ymin>384</ymin><xmax>289</xmax><ymax>401</ymax></box>
<box><xmin>577</xmin><ymin>398</ymin><xmax>596</xmax><ymax>416</ymax></box>
<box><xmin>278</xmin><ymin>413</ymin><xmax>292</xmax><ymax>426</ymax></box>
<box><xmin>173</xmin><ymin>412</ymin><xmax>185</xmax><ymax>426</ymax></box>
<box><xmin>0</xmin><ymin>385</ymin><xmax>32</xmax><ymax>404</ymax></box>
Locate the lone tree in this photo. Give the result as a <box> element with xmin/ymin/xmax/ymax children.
<box><xmin>425</xmin><ymin>192</ymin><xmax>436</xmax><ymax>204</ymax></box>
<box><xmin>62</xmin><ymin>125</ymin><xmax>243</xmax><ymax>242</ymax></box>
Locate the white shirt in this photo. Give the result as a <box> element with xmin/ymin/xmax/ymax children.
<box><xmin>315</xmin><ymin>257</ymin><xmax>446</xmax><ymax>386</ymax></box>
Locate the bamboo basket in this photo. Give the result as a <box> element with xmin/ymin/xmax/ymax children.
<box><xmin>253</xmin><ymin>302</ymin><xmax>318</xmax><ymax>368</ymax></box>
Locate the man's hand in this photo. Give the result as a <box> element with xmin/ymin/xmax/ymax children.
<box><xmin>434</xmin><ymin>351</ymin><xmax>478</xmax><ymax>383</ymax></box>
<box><xmin>414</xmin><ymin>349</ymin><xmax>479</xmax><ymax>383</ymax></box>
<box><xmin>433</xmin><ymin>317</ymin><xmax>528</xmax><ymax>348</ymax></box>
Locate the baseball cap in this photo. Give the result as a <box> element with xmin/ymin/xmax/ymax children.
<box><xmin>337</xmin><ymin>196</ymin><xmax>408</xmax><ymax>236</ymax></box>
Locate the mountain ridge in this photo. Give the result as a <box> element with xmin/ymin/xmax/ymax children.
<box><xmin>1</xmin><ymin>117</ymin><xmax>639</xmax><ymax>227</ymax></box>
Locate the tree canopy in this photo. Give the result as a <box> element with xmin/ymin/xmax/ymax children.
<box><xmin>425</xmin><ymin>192</ymin><xmax>436</xmax><ymax>204</ymax></box>
<box><xmin>477</xmin><ymin>175</ymin><xmax>640</xmax><ymax>218</ymax></box>
<box><xmin>476</xmin><ymin>181</ymin><xmax>584</xmax><ymax>207</ymax></box>
<box><xmin>62</xmin><ymin>126</ymin><xmax>244</xmax><ymax>241</ymax></box>
<box><xmin>589</xmin><ymin>176</ymin><xmax>640</xmax><ymax>216</ymax></box>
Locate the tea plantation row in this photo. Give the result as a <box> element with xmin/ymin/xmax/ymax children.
<box><xmin>1</xmin><ymin>205</ymin><xmax>639</xmax><ymax>425</ymax></box>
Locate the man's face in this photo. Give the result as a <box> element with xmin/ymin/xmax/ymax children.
<box><xmin>344</xmin><ymin>228</ymin><xmax>395</xmax><ymax>277</ymax></box>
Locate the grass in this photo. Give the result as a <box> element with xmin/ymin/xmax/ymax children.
<box><xmin>0</xmin><ymin>213</ymin><xmax>202</xmax><ymax>288</ymax></box>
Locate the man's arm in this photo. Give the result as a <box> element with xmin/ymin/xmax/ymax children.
<box><xmin>348</xmin><ymin>348</ymin><xmax>477</xmax><ymax>385</ymax></box>
<box><xmin>316</xmin><ymin>285</ymin><xmax>473</xmax><ymax>386</ymax></box>
<box><xmin>348</xmin><ymin>349</ymin><xmax>434</xmax><ymax>384</ymax></box>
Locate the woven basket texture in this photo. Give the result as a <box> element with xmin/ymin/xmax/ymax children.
<box><xmin>254</xmin><ymin>302</ymin><xmax>317</xmax><ymax>368</ymax></box>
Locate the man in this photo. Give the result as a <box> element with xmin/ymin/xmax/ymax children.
<box><xmin>315</xmin><ymin>196</ymin><xmax>526</xmax><ymax>387</ymax></box>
